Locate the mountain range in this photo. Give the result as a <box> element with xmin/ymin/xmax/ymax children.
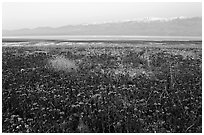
<box><xmin>3</xmin><ymin>17</ymin><xmax>202</xmax><ymax>37</ymax></box>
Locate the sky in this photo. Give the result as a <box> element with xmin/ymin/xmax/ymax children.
<box><xmin>2</xmin><ymin>2</ymin><xmax>202</xmax><ymax>30</ymax></box>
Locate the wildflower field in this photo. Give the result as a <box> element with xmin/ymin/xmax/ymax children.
<box><xmin>2</xmin><ymin>40</ymin><xmax>202</xmax><ymax>133</ymax></box>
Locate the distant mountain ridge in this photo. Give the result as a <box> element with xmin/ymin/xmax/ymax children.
<box><xmin>3</xmin><ymin>17</ymin><xmax>202</xmax><ymax>37</ymax></box>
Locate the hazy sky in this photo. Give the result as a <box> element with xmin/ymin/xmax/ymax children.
<box><xmin>3</xmin><ymin>2</ymin><xmax>202</xmax><ymax>30</ymax></box>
